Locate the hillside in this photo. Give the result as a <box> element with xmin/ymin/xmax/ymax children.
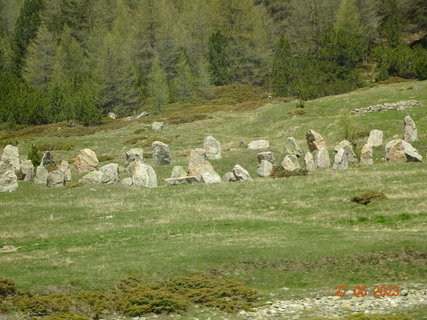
<box><xmin>0</xmin><ymin>80</ymin><xmax>427</xmax><ymax>319</ymax></box>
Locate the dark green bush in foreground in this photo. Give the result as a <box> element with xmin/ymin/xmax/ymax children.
<box><xmin>351</xmin><ymin>191</ymin><xmax>388</xmax><ymax>205</ymax></box>
<box><xmin>271</xmin><ymin>167</ymin><xmax>308</xmax><ymax>179</ymax></box>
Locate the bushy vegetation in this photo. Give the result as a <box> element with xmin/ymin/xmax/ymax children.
<box><xmin>270</xmin><ymin>167</ymin><xmax>308</xmax><ymax>178</ymax></box>
<box><xmin>351</xmin><ymin>191</ymin><xmax>388</xmax><ymax>205</ymax></box>
<box><xmin>310</xmin><ymin>313</ymin><xmax>411</xmax><ymax>320</ymax></box>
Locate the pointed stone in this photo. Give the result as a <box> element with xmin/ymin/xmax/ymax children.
<box><xmin>233</xmin><ymin>164</ymin><xmax>253</xmax><ymax>182</ymax></box>
<box><xmin>315</xmin><ymin>149</ymin><xmax>330</xmax><ymax>169</ymax></box>
<box><xmin>284</xmin><ymin>137</ymin><xmax>303</xmax><ymax>157</ymax></box>
<box><xmin>306</xmin><ymin>130</ymin><xmax>327</xmax><ymax>152</ymax></box>
<box><xmin>332</xmin><ymin>148</ymin><xmax>348</xmax><ymax>170</ymax></box>
<box><xmin>34</xmin><ymin>166</ymin><xmax>49</xmax><ymax>185</ymax></box>
<box><xmin>360</xmin><ymin>144</ymin><xmax>373</xmax><ymax>167</ymax></box>
<box><xmin>304</xmin><ymin>152</ymin><xmax>316</xmax><ymax>171</ymax></box>
<box><xmin>281</xmin><ymin>155</ymin><xmax>301</xmax><ymax>171</ymax></box>
<box><xmin>204</xmin><ymin>136</ymin><xmax>221</xmax><ymax>160</ymax></box>
<box><xmin>403</xmin><ymin>116</ymin><xmax>417</xmax><ymax>142</ymax></box>
<box><xmin>257</xmin><ymin>152</ymin><xmax>276</xmax><ymax>165</ymax></box>
<box><xmin>257</xmin><ymin>160</ymin><xmax>273</xmax><ymax>177</ymax></box>
<box><xmin>152</xmin><ymin>141</ymin><xmax>171</xmax><ymax>165</ymax></box>
<box><xmin>367</xmin><ymin>130</ymin><xmax>383</xmax><ymax>147</ymax></box>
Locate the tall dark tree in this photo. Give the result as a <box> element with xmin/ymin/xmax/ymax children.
<box><xmin>270</xmin><ymin>36</ymin><xmax>295</xmax><ymax>97</ymax></box>
<box><xmin>208</xmin><ymin>30</ymin><xmax>228</xmax><ymax>85</ymax></box>
<box><xmin>379</xmin><ymin>0</ymin><xmax>401</xmax><ymax>48</ymax></box>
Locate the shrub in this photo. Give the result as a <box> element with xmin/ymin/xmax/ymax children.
<box><xmin>0</xmin><ymin>278</ymin><xmax>16</xmax><ymax>298</ymax></box>
<box><xmin>28</xmin><ymin>144</ymin><xmax>42</xmax><ymax>167</ymax></box>
<box><xmin>124</xmin><ymin>136</ymin><xmax>147</xmax><ymax>145</ymax></box>
<box><xmin>12</xmin><ymin>293</ymin><xmax>71</xmax><ymax>315</ymax></box>
<box><xmin>168</xmin><ymin>114</ymin><xmax>211</xmax><ymax>124</ymax></box>
<box><xmin>288</xmin><ymin>108</ymin><xmax>306</xmax><ymax>117</ymax></box>
<box><xmin>296</xmin><ymin>99</ymin><xmax>305</xmax><ymax>108</ymax></box>
<box><xmin>38</xmin><ymin>312</ymin><xmax>90</xmax><ymax>320</ymax></box>
<box><xmin>351</xmin><ymin>191</ymin><xmax>387</xmax><ymax>205</ymax></box>
<box><xmin>270</xmin><ymin>167</ymin><xmax>308</xmax><ymax>179</ymax></box>
<box><xmin>36</xmin><ymin>142</ymin><xmax>75</xmax><ymax>151</ymax></box>
<box><xmin>97</xmin><ymin>155</ymin><xmax>114</xmax><ymax>163</ymax></box>
<box><xmin>338</xmin><ymin>108</ymin><xmax>358</xmax><ymax>141</ymax></box>
<box><xmin>141</xmin><ymin>137</ymin><xmax>171</xmax><ymax>148</ymax></box>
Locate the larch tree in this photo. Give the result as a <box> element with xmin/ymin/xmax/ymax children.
<box><xmin>148</xmin><ymin>55</ymin><xmax>169</xmax><ymax>114</ymax></box>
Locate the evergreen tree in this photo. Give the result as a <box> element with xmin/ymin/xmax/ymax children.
<box><xmin>172</xmin><ymin>48</ymin><xmax>195</xmax><ymax>102</ymax></box>
<box><xmin>379</xmin><ymin>0</ymin><xmax>401</xmax><ymax>48</ymax></box>
<box><xmin>11</xmin><ymin>0</ymin><xmax>44</xmax><ymax>77</ymax></box>
<box><xmin>195</xmin><ymin>57</ymin><xmax>214</xmax><ymax>99</ymax></box>
<box><xmin>59</xmin><ymin>0</ymin><xmax>93</xmax><ymax>46</ymax></box>
<box><xmin>271</xmin><ymin>36</ymin><xmax>295</xmax><ymax>97</ymax></box>
<box><xmin>207</xmin><ymin>30</ymin><xmax>228</xmax><ymax>85</ymax></box>
<box><xmin>23</xmin><ymin>24</ymin><xmax>56</xmax><ymax>92</ymax></box>
<box><xmin>148</xmin><ymin>55</ymin><xmax>169</xmax><ymax>114</ymax></box>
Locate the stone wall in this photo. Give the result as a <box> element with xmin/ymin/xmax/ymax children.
<box><xmin>351</xmin><ymin>100</ymin><xmax>420</xmax><ymax>114</ymax></box>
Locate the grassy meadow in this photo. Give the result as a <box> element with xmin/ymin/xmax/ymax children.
<box><xmin>0</xmin><ymin>80</ymin><xmax>426</xmax><ymax>319</ymax></box>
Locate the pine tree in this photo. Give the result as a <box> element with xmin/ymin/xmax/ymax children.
<box><xmin>271</xmin><ymin>36</ymin><xmax>295</xmax><ymax>97</ymax></box>
<box><xmin>172</xmin><ymin>48</ymin><xmax>195</xmax><ymax>102</ymax></box>
<box><xmin>148</xmin><ymin>55</ymin><xmax>169</xmax><ymax>114</ymax></box>
<box><xmin>11</xmin><ymin>0</ymin><xmax>44</xmax><ymax>77</ymax></box>
<box><xmin>59</xmin><ymin>0</ymin><xmax>93</xmax><ymax>46</ymax></box>
<box><xmin>23</xmin><ymin>24</ymin><xmax>57</xmax><ymax>92</ymax></box>
<box><xmin>207</xmin><ymin>30</ymin><xmax>228</xmax><ymax>85</ymax></box>
<box><xmin>195</xmin><ymin>57</ymin><xmax>214</xmax><ymax>99</ymax></box>
<box><xmin>380</xmin><ymin>0</ymin><xmax>401</xmax><ymax>48</ymax></box>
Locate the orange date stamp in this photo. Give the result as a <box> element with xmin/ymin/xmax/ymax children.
<box><xmin>335</xmin><ymin>286</ymin><xmax>400</xmax><ymax>297</ymax></box>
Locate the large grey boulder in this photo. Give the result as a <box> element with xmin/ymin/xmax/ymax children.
<box><xmin>257</xmin><ymin>151</ymin><xmax>276</xmax><ymax>165</ymax></box>
<box><xmin>332</xmin><ymin>148</ymin><xmax>348</xmax><ymax>170</ymax></box>
<box><xmin>79</xmin><ymin>170</ymin><xmax>103</xmax><ymax>184</ymax></box>
<box><xmin>1</xmin><ymin>145</ymin><xmax>20</xmax><ymax>172</ymax></box>
<box><xmin>201</xmin><ymin>171</ymin><xmax>222</xmax><ymax>184</ymax></box>
<box><xmin>204</xmin><ymin>136</ymin><xmax>221</xmax><ymax>160</ymax></box>
<box><xmin>132</xmin><ymin>161</ymin><xmax>158</xmax><ymax>188</ymax></box>
<box><xmin>171</xmin><ymin>166</ymin><xmax>187</xmax><ymax>178</ymax></box>
<box><xmin>34</xmin><ymin>166</ymin><xmax>49</xmax><ymax>185</ymax></box>
<box><xmin>385</xmin><ymin>139</ymin><xmax>422</xmax><ymax>162</ymax></box>
<box><xmin>257</xmin><ymin>160</ymin><xmax>273</xmax><ymax>177</ymax></box>
<box><xmin>222</xmin><ymin>172</ymin><xmax>237</xmax><ymax>182</ymax></box>
<box><xmin>41</xmin><ymin>151</ymin><xmax>56</xmax><ymax>167</ymax></box>
<box><xmin>304</xmin><ymin>152</ymin><xmax>316</xmax><ymax>171</ymax></box>
<box><xmin>403</xmin><ymin>116</ymin><xmax>417</xmax><ymax>142</ymax></box>
<box><xmin>306</xmin><ymin>130</ymin><xmax>327</xmax><ymax>152</ymax></box>
<box><xmin>47</xmin><ymin>170</ymin><xmax>65</xmax><ymax>187</ymax></box>
<box><xmin>0</xmin><ymin>161</ymin><xmax>18</xmax><ymax>192</ymax></box>
<box><xmin>281</xmin><ymin>155</ymin><xmax>301</xmax><ymax>171</ymax></box>
<box><xmin>126</xmin><ymin>148</ymin><xmax>144</xmax><ymax>172</ymax></box>
<box><xmin>315</xmin><ymin>149</ymin><xmax>331</xmax><ymax>169</ymax></box>
<box><xmin>367</xmin><ymin>130</ymin><xmax>383</xmax><ymax>147</ymax></box>
<box><xmin>233</xmin><ymin>164</ymin><xmax>253</xmax><ymax>182</ymax></box>
<box><xmin>100</xmin><ymin>163</ymin><xmax>120</xmax><ymax>184</ymax></box>
<box><xmin>334</xmin><ymin>140</ymin><xmax>357</xmax><ymax>164</ymax></box>
<box><xmin>247</xmin><ymin>140</ymin><xmax>269</xmax><ymax>150</ymax></box>
<box><xmin>152</xmin><ymin>141</ymin><xmax>171</xmax><ymax>165</ymax></box>
<box><xmin>21</xmin><ymin>160</ymin><xmax>35</xmax><ymax>181</ymax></box>
<box><xmin>360</xmin><ymin>144</ymin><xmax>373</xmax><ymax>167</ymax></box>
<box><xmin>74</xmin><ymin>149</ymin><xmax>99</xmax><ymax>173</ymax></box>
<box><xmin>59</xmin><ymin>160</ymin><xmax>72</xmax><ymax>182</ymax></box>
<box><xmin>188</xmin><ymin>149</ymin><xmax>215</xmax><ymax>180</ymax></box>
<box><xmin>284</xmin><ymin>137</ymin><xmax>303</xmax><ymax>157</ymax></box>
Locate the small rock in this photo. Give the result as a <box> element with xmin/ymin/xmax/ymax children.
<box><xmin>47</xmin><ymin>170</ymin><xmax>65</xmax><ymax>187</ymax></box>
<box><xmin>126</xmin><ymin>148</ymin><xmax>144</xmax><ymax>172</ymax></box>
<box><xmin>34</xmin><ymin>166</ymin><xmax>49</xmax><ymax>185</ymax></box>
<box><xmin>20</xmin><ymin>160</ymin><xmax>35</xmax><ymax>181</ymax></box>
<box><xmin>222</xmin><ymin>172</ymin><xmax>237</xmax><ymax>182</ymax></box>
<box><xmin>332</xmin><ymin>148</ymin><xmax>348</xmax><ymax>170</ymax></box>
<box><xmin>247</xmin><ymin>140</ymin><xmax>269</xmax><ymax>150</ymax></box>
<box><xmin>100</xmin><ymin>163</ymin><xmax>120</xmax><ymax>184</ymax></box>
<box><xmin>170</xmin><ymin>166</ymin><xmax>187</xmax><ymax>178</ymax></box>
<box><xmin>79</xmin><ymin>170</ymin><xmax>103</xmax><ymax>184</ymax></box>
<box><xmin>152</xmin><ymin>122</ymin><xmax>165</xmax><ymax>131</ymax></box>
<box><xmin>132</xmin><ymin>161</ymin><xmax>158</xmax><ymax>188</ymax></box>
<box><xmin>201</xmin><ymin>171</ymin><xmax>222</xmax><ymax>184</ymax></box>
<box><xmin>165</xmin><ymin>176</ymin><xmax>199</xmax><ymax>186</ymax></box>
<box><xmin>41</xmin><ymin>151</ymin><xmax>56</xmax><ymax>167</ymax></box>
<box><xmin>233</xmin><ymin>164</ymin><xmax>253</xmax><ymax>181</ymax></box>
<box><xmin>360</xmin><ymin>144</ymin><xmax>373</xmax><ymax>166</ymax></box>
<box><xmin>74</xmin><ymin>149</ymin><xmax>99</xmax><ymax>173</ymax></box>
<box><xmin>257</xmin><ymin>151</ymin><xmax>276</xmax><ymax>165</ymax></box>
<box><xmin>315</xmin><ymin>149</ymin><xmax>330</xmax><ymax>169</ymax></box>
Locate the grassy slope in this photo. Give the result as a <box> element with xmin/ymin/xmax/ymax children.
<box><xmin>0</xmin><ymin>81</ymin><xmax>426</xmax><ymax>313</ymax></box>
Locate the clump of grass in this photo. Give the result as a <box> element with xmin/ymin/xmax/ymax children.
<box><xmin>168</xmin><ymin>114</ymin><xmax>211</xmax><ymax>124</ymax></box>
<box><xmin>141</xmin><ymin>137</ymin><xmax>171</xmax><ymax>147</ymax></box>
<box><xmin>28</xmin><ymin>144</ymin><xmax>42</xmax><ymax>167</ymax></box>
<box><xmin>296</xmin><ymin>99</ymin><xmax>305</xmax><ymax>108</ymax></box>
<box><xmin>270</xmin><ymin>167</ymin><xmax>308</xmax><ymax>179</ymax></box>
<box><xmin>0</xmin><ymin>278</ymin><xmax>16</xmax><ymax>298</ymax></box>
<box><xmin>37</xmin><ymin>142</ymin><xmax>75</xmax><ymax>151</ymax></box>
<box><xmin>288</xmin><ymin>108</ymin><xmax>306</xmax><ymax>117</ymax></box>
<box><xmin>351</xmin><ymin>191</ymin><xmax>387</xmax><ymax>205</ymax></box>
<box><xmin>124</xmin><ymin>136</ymin><xmax>147</xmax><ymax>145</ymax></box>
<box><xmin>133</xmin><ymin>128</ymin><xmax>147</xmax><ymax>134</ymax></box>
<box><xmin>10</xmin><ymin>293</ymin><xmax>71</xmax><ymax>316</ymax></box>
<box><xmin>97</xmin><ymin>155</ymin><xmax>114</xmax><ymax>163</ymax></box>
<box><xmin>0</xmin><ymin>139</ymin><xmax>19</xmax><ymax>148</ymax></box>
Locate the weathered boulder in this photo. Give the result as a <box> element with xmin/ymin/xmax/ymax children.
<box><xmin>41</xmin><ymin>151</ymin><xmax>56</xmax><ymax>167</ymax></box>
<box><xmin>100</xmin><ymin>163</ymin><xmax>120</xmax><ymax>184</ymax></box>
<box><xmin>34</xmin><ymin>166</ymin><xmax>49</xmax><ymax>185</ymax></box>
<box><xmin>59</xmin><ymin>160</ymin><xmax>72</xmax><ymax>182</ymax></box>
<box><xmin>304</xmin><ymin>152</ymin><xmax>316</xmax><ymax>171</ymax></box>
<box><xmin>332</xmin><ymin>148</ymin><xmax>348</xmax><ymax>170</ymax></box>
<box><xmin>47</xmin><ymin>170</ymin><xmax>65</xmax><ymax>187</ymax></box>
<box><xmin>334</xmin><ymin>140</ymin><xmax>357</xmax><ymax>164</ymax></box>
<box><xmin>152</xmin><ymin>122</ymin><xmax>165</xmax><ymax>131</ymax></box>
<box><xmin>74</xmin><ymin>149</ymin><xmax>99</xmax><ymax>173</ymax></box>
<box><xmin>171</xmin><ymin>166</ymin><xmax>187</xmax><ymax>178</ymax></box>
<box><xmin>126</xmin><ymin>148</ymin><xmax>144</xmax><ymax>172</ymax></box>
<box><xmin>403</xmin><ymin>116</ymin><xmax>417</xmax><ymax>142</ymax></box>
<box><xmin>257</xmin><ymin>160</ymin><xmax>273</xmax><ymax>177</ymax></box>
<box><xmin>232</xmin><ymin>164</ymin><xmax>253</xmax><ymax>182</ymax></box>
<box><xmin>1</xmin><ymin>145</ymin><xmax>20</xmax><ymax>171</ymax></box>
<box><xmin>201</xmin><ymin>171</ymin><xmax>222</xmax><ymax>184</ymax></box>
<box><xmin>79</xmin><ymin>170</ymin><xmax>103</xmax><ymax>184</ymax></box>
<box><xmin>284</xmin><ymin>137</ymin><xmax>303</xmax><ymax>157</ymax></box>
<box><xmin>367</xmin><ymin>130</ymin><xmax>383</xmax><ymax>147</ymax></box>
<box><xmin>385</xmin><ymin>139</ymin><xmax>422</xmax><ymax>162</ymax></box>
<box><xmin>21</xmin><ymin>160</ymin><xmax>35</xmax><ymax>181</ymax></box>
<box><xmin>121</xmin><ymin>177</ymin><xmax>133</xmax><ymax>186</ymax></box>
<box><xmin>0</xmin><ymin>161</ymin><xmax>18</xmax><ymax>192</ymax></box>
<box><xmin>306</xmin><ymin>130</ymin><xmax>326</xmax><ymax>152</ymax></box>
<box><xmin>257</xmin><ymin>151</ymin><xmax>276</xmax><ymax>165</ymax></box>
<box><xmin>132</xmin><ymin>161</ymin><xmax>158</xmax><ymax>188</ymax></box>
<box><xmin>315</xmin><ymin>149</ymin><xmax>331</xmax><ymax>169</ymax></box>
<box><xmin>152</xmin><ymin>141</ymin><xmax>171</xmax><ymax>165</ymax></box>
<box><xmin>188</xmin><ymin>149</ymin><xmax>215</xmax><ymax>179</ymax></box>
<box><xmin>203</xmin><ymin>136</ymin><xmax>221</xmax><ymax>160</ymax></box>
<box><xmin>360</xmin><ymin>144</ymin><xmax>373</xmax><ymax>167</ymax></box>
<box><xmin>247</xmin><ymin>140</ymin><xmax>269</xmax><ymax>150</ymax></box>
<box><xmin>281</xmin><ymin>155</ymin><xmax>301</xmax><ymax>171</ymax></box>
<box><xmin>222</xmin><ymin>172</ymin><xmax>237</xmax><ymax>182</ymax></box>
<box><xmin>165</xmin><ymin>176</ymin><xmax>200</xmax><ymax>186</ymax></box>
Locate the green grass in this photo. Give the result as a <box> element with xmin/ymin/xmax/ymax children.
<box><xmin>1</xmin><ymin>81</ymin><xmax>426</xmax><ymax>319</ymax></box>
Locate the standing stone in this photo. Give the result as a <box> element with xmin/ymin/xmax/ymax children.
<box><xmin>1</xmin><ymin>145</ymin><xmax>20</xmax><ymax>171</ymax></box>
<box><xmin>360</xmin><ymin>144</ymin><xmax>373</xmax><ymax>167</ymax></box>
<box><xmin>152</xmin><ymin>141</ymin><xmax>171</xmax><ymax>165</ymax></box>
<box><xmin>334</xmin><ymin>141</ymin><xmax>357</xmax><ymax>164</ymax></box>
<box><xmin>47</xmin><ymin>170</ymin><xmax>65</xmax><ymax>187</ymax></box>
<box><xmin>100</xmin><ymin>163</ymin><xmax>120</xmax><ymax>184</ymax></box>
<box><xmin>59</xmin><ymin>160</ymin><xmax>72</xmax><ymax>182</ymax></box>
<box><xmin>126</xmin><ymin>148</ymin><xmax>144</xmax><ymax>172</ymax></box>
<box><xmin>34</xmin><ymin>166</ymin><xmax>49</xmax><ymax>185</ymax></box>
<box><xmin>41</xmin><ymin>151</ymin><xmax>56</xmax><ymax>167</ymax></box>
<box><xmin>222</xmin><ymin>172</ymin><xmax>237</xmax><ymax>182</ymax></box>
<box><xmin>74</xmin><ymin>149</ymin><xmax>99</xmax><ymax>173</ymax></box>
<box><xmin>188</xmin><ymin>149</ymin><xmax>215</xmax><ymax>180</ymax></box>
<box><xmin>171</xmin><ymin>166</ymin><xmax>187</xmax><ymax>178</ymax></box>
<box><xmin>315</xmin><ymin>149</ymin><xmax>331</xmax><ymax>169</ymax></box>
<box><xmin>79</xmin><ymin>170</ymin><xmax>103</xmax><ymax>184</ymax></box>
<box><xmin>232</xmin><ymin>164</ymin><xmax>253</xmax><ymax>182</ymax></box>
<box><xmin>332</xmin><ymin>148</ymin><xmax>348</xmax><ymax>170</ymax></box>
<box><xmin>152</xmin><ymin>122</ymin><xmax>165</xmax><ymax>131</ymax></box>
<box><xmin>247</xmin><ymin>140</ymin><xmax>269</xmax><ymax>150</ymax></box>
<box><xmin>367</xmin><ymin>130</ymin><xmax>383</xmax><ymax>147</ymax></box>
<box><xmin>385</xmin><ymin>139</ymin><xmax>423</xmax><ymax>162</ymax></box>
<box><xmin>304</xmin><ymin>152</ymin><xmax>316</xmax><ymax>171</ymax></box>
<box><xmin>403</xmin><ymin>116</ymin><xmax>417</xmax><ymax>142</ymax></box>
<box><xmin>257</xmin><ymin>160</ymin><xmax>273</xmax><ymax>177</ymax></box>
<box><xmin>284</xmin><ymin>137</ymin><xmax>303</xmax><ymax>157</ymax></box>
<box><xmin>257</xmin><ymin>152</ymin><xmax>276</xmax><ymax>165</ymax></box>
<box><xmin>21</xmin><ymin>160</ymin><xmax>35</xmax><ymax>181</ymax></box>
<box><xmin>306</xmin><ymin>130</ymin><xmax>327</xmax><ymax>152</ymax></box>
<box><xmin>281</xmin><ymin>155</ymin><xmax>301</xmax><ymax>171</ymax></box>
<box><xmin>132</xmin><ymin>161</ymin><xmax>158</xmax><ymax>188</ymax></box>
<box><xmin>0</xmin><ymin>162</ymin><xmax>18</xmax><ymax>192</ymax></box>
<box><xmin>121</xmin><ymin>177</ymin><xmax>133</xmax><ymax>186</ymax></box>
<box><xmin>201</xmin><ymin>171</ymin><xmax>222</xmax><ymax>184</ymax></box>
<box><xmin>204</xmin><ymin>136</ymin><xmax>221</xmax><ymax>160</ymax></box>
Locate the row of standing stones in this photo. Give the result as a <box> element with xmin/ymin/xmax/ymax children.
<box><xmin>0</xmin><ymin>115</ymin><xmax>422</xmax><ymax>193</ymax></box>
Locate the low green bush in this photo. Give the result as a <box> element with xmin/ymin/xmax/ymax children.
<box><xmin>37</xmin><ymin>312</ymin><xmax>90</xmax><ymax>320</ymax></box>
<box><xmin>271</xmin><ymin>167</ymin><xmax>308</xmax><ymax>179</ymax></box>
<box><xmin>351</xmin><ymin>191</ymin><xmax>387</xmax><ymax>205</ymax></box>
<box><xmin>288</xmin><ymin>108</ymin><xmax>306</xmax><ymax>117</ymax></box>
<box><xmin>0</xmin><ymin>278</ymin><xmax>16</xmax><ymax>297</ymax></box>
<box><xmin>36</xmin><ymin>142</ymin><xmax>75</xmax><ymax>151</ymax></box>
